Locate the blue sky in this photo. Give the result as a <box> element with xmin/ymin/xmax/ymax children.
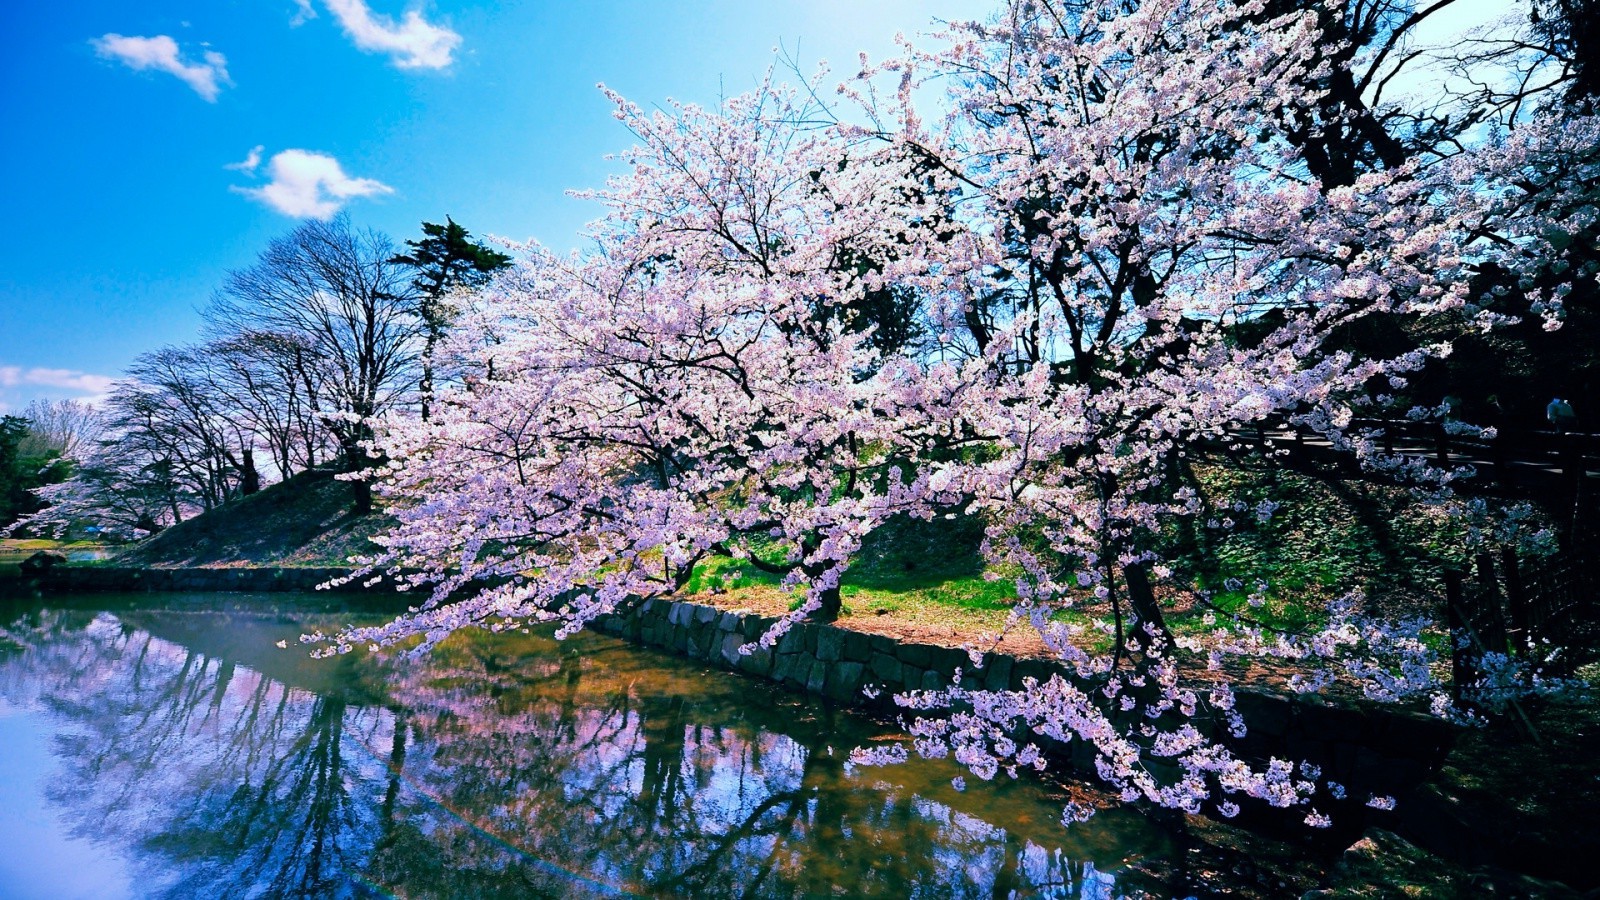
<box><xmin>0</xmin><ymin>0</ymin><xmax>1515</xmax><ymax>413</ymax></box>
<box><xmin>0</xmin><ymin>0</ymin><xmax>996</xmax><ymax>412</ymax></box>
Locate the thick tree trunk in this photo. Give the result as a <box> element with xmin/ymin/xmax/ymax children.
<box><xmin>239</xmin><ymin>448</ymin><xmax>261</xmax><ymax>496</ymax></box>
<box><xmin>1122</xmin><ymin>563</ymin><xmax>1171</xmax><ymax>652</ymax></box>
<box><xmin>811</xmin><ymin>583</ymin><xmax>843</xmax><ymax>623</ymax></box>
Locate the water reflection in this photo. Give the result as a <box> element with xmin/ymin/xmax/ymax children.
<box><xmin>0</xmin><ymin>597</ymin><xmax>1195</xmax><ymax>899</ymax></box>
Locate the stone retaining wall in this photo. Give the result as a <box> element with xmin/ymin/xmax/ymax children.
<box><xmin>591</xmin><ymin>596</ymin><xmax>1457</xmax><ymax>810</ymax></box>
<box><xmin>34</xmin><ymin>565</ymin><xmax>373</xmax><ymax>594</ymax></box>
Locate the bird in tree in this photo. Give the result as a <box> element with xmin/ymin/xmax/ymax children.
<box><xmin>391</xmin><ymin>217</ymin><xmax>513</xmax><ymax>420</ymax></box>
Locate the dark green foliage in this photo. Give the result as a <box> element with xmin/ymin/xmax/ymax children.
<box><xmin>390</xmin><ymin>216</ymin><xmax>512</xmax><ymax>304</ymax></box>
<box><xmin>0</xmin><ymin>415</ymin><xmax>72</xmax><ymax>528</ymax></box>
<box><xmin>1531</xmin><ymin>0</ymin><xmax>1599</xmax><ymax>106</ymax></box>
<box><xmin>391</xmin><ymin>217</ymin><xmax>514</xmax><ymax>421</ymax></box>
<box><xmin>821</xmin><ymin>247</ymin><xmax>925</xmax><ymax>360</ymax></box>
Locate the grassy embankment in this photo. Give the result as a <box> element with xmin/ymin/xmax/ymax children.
<box><xmin>0</xmin><ymin>538</ymin><xmax>111</xmax><ymax>567</ymax></box>
<box><xmin>679</xmin><ymin>466</ymin><xmax>1468</xmax><ymax>658</ymax></box>
<box><xmin>110</xmin><ymin>468</ymin><xmax>389</xmax><ymax>569</ymax></box>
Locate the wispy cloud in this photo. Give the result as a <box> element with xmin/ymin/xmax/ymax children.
<box><xmin>225</xmin><ymin>145</ymin><xmax>264</xmax><ymax>174</ymax></box>
<box><xmin>91</xmin><ymin>34</ymin><xmax>232</xmax><ymax>101</ymax></box>
<box><xmin>0</xmin><ymin>365</ymin><xmax>118</xmax><ymax>407</ymax></box>
<box><xmin>321</xmin><ymin>0</ymin><xmax>461</xmax><ymax>70</ymax></box>
<box><xmin>290</xmin><ymin>0</ymin><xmax>318</xmax><ymax>26</ymax></box>
<box><xmin>232</xmin><ymin>148</ymin><xmax>393</xmax><ymax>219</ymax></box>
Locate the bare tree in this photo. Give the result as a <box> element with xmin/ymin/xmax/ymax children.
<box><xmin>208</xmin><ymin>215</ymin><xmax>421</xmax><ymax>512</ymax></box>
<box><xmin>201</xmin><ymin>331</ymin><xmax>333</xmax><ymax>480</ymax></box>
<box><xmin>18</xmin><ymin>399</ymin><xmax>105</xmax><ymax>461</ymax></box>
<box><xmin>116</xmin><ymin>348</ymin><xmax>250</xmax><ymax>509</ymax></box>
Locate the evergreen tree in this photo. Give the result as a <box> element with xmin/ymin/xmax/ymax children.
<box><xmin>1</xmin><ymin>414</ymin><xmax>73</xmax><ymax>529</ymax></box>
<box><xmin>391</xmin><ymin>218</ymin><xmax>513</xmax><ymax>420</ymax></box>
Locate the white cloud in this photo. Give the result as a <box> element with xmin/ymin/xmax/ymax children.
<box><xmin>0</xmin><ymin>366</ymin><xmax>118</xmax><ymax>411</ymax></box>
<box><xmin>91</xmin><ymin>34</ymin><xmax>232</xmax><ymax>101</ymax></box>
<box><xmin>290</xmin><ymin>0</ymin><xmax>318</xmax><ymax>26</ymax></box>
<box><xmin>226</xmin><ymin>145</ymin><xmax>264</xmax><ymax>174</ymax></box>
<box><xmin>233</xmin><ymin>149</ymin><xmax>394</xmax><ymax>219</ymax></box>
<box><xmin>21</xmin><ymin>368</ymin><xmax>118</xmax><ymax>396</ymax></box>
<box><xmin>321</xmin><ymin>0</ymin><xmax>461</xmax><ymax>70</ymax></box>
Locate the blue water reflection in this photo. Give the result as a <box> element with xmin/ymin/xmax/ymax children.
<box><xmin>0</xmin><ymin>596</ymin><xmax>1223</xmax><ymax>898</ymax></box>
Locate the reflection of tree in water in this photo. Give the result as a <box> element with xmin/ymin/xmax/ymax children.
<box><xmin>373</xmin><ymin>631</ymin><xmax>1159</xmax><ymax>898</ymax></box>
<box><xmin>146</xmin><ymin>696</ymin><xmax>367</xmax><ymax>898</ymax></box>
<box><xmin>0</xmin><ymin>607</ymin><xmax>1175</xmax><ymax>898</ymax></box>
<box><xmin>0</xmin><ymin>608</ymin><xmax>391</xmax><ymax>899</ymax></box>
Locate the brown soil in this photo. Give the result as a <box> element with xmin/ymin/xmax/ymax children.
<box><xmin>690</xmin><ymin>587</ymin><xmax>1062</xmax><ymax>658</ymax></box>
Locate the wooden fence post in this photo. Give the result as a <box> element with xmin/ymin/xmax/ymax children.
<box><xmin>1500</xmin><ymin>547</ymin><xmax>1528</xmax><ymax>654</ymax></box>
<box><xmin>1475</xmin><ymin>553</ymin><xmax>1509</xmax><ymax>654</ymax></box>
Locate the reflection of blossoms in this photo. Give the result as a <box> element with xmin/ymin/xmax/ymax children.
<box><xmin>1061</xmin><ymin>802</ymin><xmax>1096</xmax><ymax>826</ymax></box>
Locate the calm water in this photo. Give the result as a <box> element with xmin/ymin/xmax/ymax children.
<box><xmin>0</xmin><ymin>591</ymin><xmax>1287</xmax><ymax>899</ymax></box>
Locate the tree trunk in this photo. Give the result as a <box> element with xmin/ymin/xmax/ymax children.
<box><xmin>351</xmin><ymin>477</ymin><xmax>373</xmax><ymax>516</ymax></box>
<box><xmin>239</xmin><ymin>448</ymin><xmax>261</xmax><ymax>496</ymax></box>
<box><xmin>419</xmin><ymin>324</ymin><xmax>438</xmax><ymax>424</ymax></box>
<box><xmin>811</xmin><ymin>583</ymin><xmax>842</xmax><ymax>622</ymax></box>
<box><xmin>1122</xmin><ymin>563</ymin><xmax>1170</xmax><ymax>652</ymax></box>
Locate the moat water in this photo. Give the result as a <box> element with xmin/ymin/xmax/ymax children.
<box><xmin>0</xmin><ymin>590</ymin><xmax>1312</xmax><ymax>898</ymax></box>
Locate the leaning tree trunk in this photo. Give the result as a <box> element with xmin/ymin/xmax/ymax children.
<box><xmin>812</xmin><ymin>583</ymin><xmax>843</xmax><ymax>623</ymax></box>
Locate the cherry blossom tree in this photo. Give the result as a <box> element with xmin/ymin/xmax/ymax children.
<box><xmin>837</xmin><ymin>0</ymin><xmax>1596</xmax><ymax>821</ymax></box>
<box><xmin>320</xmin><ymin>73</ymin><xmax>960</xmax><ymax>643</ymax></box>
<box><xmin>322</xmin><ymin>0</ymin><xmax>1599</xmax><ymax>827</ymax></box>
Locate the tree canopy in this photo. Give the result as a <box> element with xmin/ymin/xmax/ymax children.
<box><xmin>0</xmin><ymin>404</ymin><xmax>84</xmax><ymax>530</ymax></box>
<box><xmin>309</xmin><ymin>0</ymin><xmax>1599</xmax><ymax>829</ymax></box>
